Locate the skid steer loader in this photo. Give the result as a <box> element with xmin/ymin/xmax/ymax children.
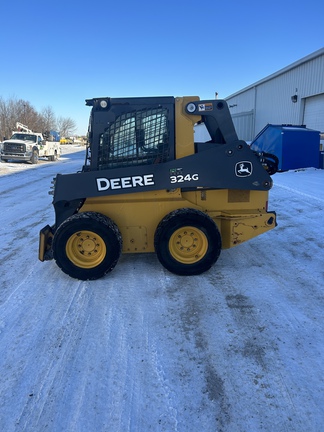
<box><xmin>39</xmin><ymin>96</ymin><xmax>277</xmax><ymax>280</ymax></box>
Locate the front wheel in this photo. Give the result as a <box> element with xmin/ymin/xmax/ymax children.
<box><xmin>154</xmin><ymin>208</ymin><xmax>222</xmax><ymax>276</ymax></box>
<box><xmin>31</xmin><ymin>150</ymin><xmax>38</xmax><ymax>164</ymax></box>
<box><xmin>52</xmin><ymin>212</ymin><xmax>122</xmax><ymax>280</ymax></box>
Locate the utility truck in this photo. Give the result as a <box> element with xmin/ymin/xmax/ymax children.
<box><xmin>1</xmin><ymin>122</ymin><xmax>60</xmax><ymax>164</ymax></box>
<box><xmin>39</xmin><ymin>96</ymin><xmax>278</xmax><ymax>280</ymax></box>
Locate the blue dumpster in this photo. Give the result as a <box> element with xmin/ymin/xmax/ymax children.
<box><xmin>320</xmin><ymin>151</ymin><xmax>324</xmax><ymax>169</ymax></box>
<box><xmin>250</xmin><ymin>124</ymin><xmax>320</xmax><ymax>171</ymax></box>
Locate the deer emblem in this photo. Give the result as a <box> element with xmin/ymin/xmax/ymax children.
<box><xmin>235</xmin><ymin>161</ymin><xmax>253</xmax><ymax>177</ymax></box>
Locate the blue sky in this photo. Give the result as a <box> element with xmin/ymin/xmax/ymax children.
<box><xmin>1</xmin><ymin>0</ymin><xmax>323</xmax><ymax>135</ymax></box>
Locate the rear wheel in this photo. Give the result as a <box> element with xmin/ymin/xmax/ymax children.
<box><xmin>49</xmin><ymin>150</ymin><xmax>58</xmax><ymax>161</ymax></box>
<box><xmin>53</xmin><ymin>212</ymin><xmax>122</xmax><ymax>280</ymax></box>
<box><xmin>154</xmin><ymin>208</ymin><xmax>222</xmax><ymax>275</ymax></box>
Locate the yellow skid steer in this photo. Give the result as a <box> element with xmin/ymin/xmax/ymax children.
<box><xmin>39</xmin><ymin>96</ymin><xmax>277</xmax><ymax>280</ymax></box>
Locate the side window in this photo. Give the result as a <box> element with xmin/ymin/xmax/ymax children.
<box><xmin>110</xmin><ymin>115</ymin><xmax>137</xmax><ymax>158</ymax></box>
<box><xmin>98</xmin><ymin>108</ymin><xmax>169</xmax><ymax>169</ymax></box>
<box><xmin>141</xmin><ymin>112</ymin><xmax>167</xmax><ymax>152</ymax></box>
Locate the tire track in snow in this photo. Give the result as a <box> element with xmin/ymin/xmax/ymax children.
<box><xmin>274</xmin><ymin>182</ymin><xmax>324</xmax><ymax>204</ymax></box>
<box><xmin>11</xmin><ymin>281</ymin><xmax>92</xmax><ymax>430</ymax></box>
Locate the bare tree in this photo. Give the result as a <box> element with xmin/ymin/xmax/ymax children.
<box><xmin>40</xmin><ymin>106</ymin><xmax>57</xmax><ymax>132</ymax></box>
<box><xmin>18</xmin><ymin>100</ymin><xmax>41</xmax><ymax>131</ymax></box>
<box><xmin>0</xmin><ymin>97</ymin><xmax>24</xmax><ymax>138</ymax></box>
<box><xmin>0</xmin><ymin>96</ymin><xmax>11</xmax><ymax>140</ymax></box>
<box><xmin>0</xmin><ymin>96</ymin><xmax>77</xmax><ymax>141</ymax></box>
<box><xmin>56</xmin><ymin>116</ymin><xmax>77</xmax><ymax>137</ymax></box>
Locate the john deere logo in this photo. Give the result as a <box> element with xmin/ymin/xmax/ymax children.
<box><xmin>235</xmin><ymin>161</ymin><xmax>253</xmax><ymax>177</ymax></box>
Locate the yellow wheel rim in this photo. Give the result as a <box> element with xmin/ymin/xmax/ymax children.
<box><xmin>169</xmin><ymin>226</ymin><xmax>208</xmax><ymax>264</ymax></box>
<box><xmin>66</xmin><ymin>230</ymin><xmax>106</xmax><ymax>269</ymax></box>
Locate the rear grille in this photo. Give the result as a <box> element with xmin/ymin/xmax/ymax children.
<box><xmin>4</xmin><ymin>143</ymin><xmax>26</xmax><ymax>153</ymax></box>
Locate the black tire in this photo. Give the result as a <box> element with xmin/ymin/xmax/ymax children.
<box><xmin>31</xmin><ymin>150</ymin><xmax>38</xmax><ymax>164</ymax></box>
<box><xmin>52</xmin><ymin>212</ymin><xmax>122</xmax><ymax>280</ymax></box>
<box><xmin>50</xmin><ymin>150</ymin><xmax>58</xmax><ymax>161</ymax></box>
<box><xmin>154</xmin><ymin>208</ymin><xmax>222</xmax><ymax>276</ymax></box>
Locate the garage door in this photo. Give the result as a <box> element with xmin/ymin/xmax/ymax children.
<box><xmin>303</xmin><ymin>93</ymin><xmax>324</xmax><ymax>132</ymax></box>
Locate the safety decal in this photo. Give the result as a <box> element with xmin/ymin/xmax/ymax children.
<box><xmin>198</xmin><ymin>103</ymin><xmax>213</xmax><ymax>112</ymax></box>
<box><xmin>235</xmin><ymin>161</ymin><xmax>253</xmax><ymax>177</ymax></box>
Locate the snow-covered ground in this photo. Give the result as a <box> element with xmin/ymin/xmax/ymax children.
<box><xmin>0</xmin><ymin>148</ymin><xmax>323</xmax><ymax>432</ymax></box>
<box><xmin>0</xmin><ymin>144</ymin><xmax>85</xmax><ymax>177</ymax></box>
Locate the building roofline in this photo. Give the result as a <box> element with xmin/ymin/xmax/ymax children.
<box><xmin>225</xmin><ymin>47</ymin><xmax>324</xmax><ymax>99</ymax></box>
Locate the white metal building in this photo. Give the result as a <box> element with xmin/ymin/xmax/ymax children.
<box><xmin>225</xmin><ymin>48</ymin><xmax>324</xmax><ymax>141</ymax></box>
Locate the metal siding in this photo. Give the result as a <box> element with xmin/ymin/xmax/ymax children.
<box><xmin>232</xmin><ymin>110</ymin><xmax>254</xmax><ymax>141</ymax></box>
<box><xmin>227</xmin><ymin>88</ymin><xmax>255</xmax><ymax>140</ymax></box>
<box><xmin>254</xmin><ymin>73</ymin><xmax>301</xmax><ymax>134</ymax></box>
<box><xmin>227</xmin><ymin>88</ymin><xmax>255</xmax><ymax>112</ymax></box>
<box><xmin>226</xmin><ymin>50</ymin><xmax>324</xmax><ymax>138</ymax></box>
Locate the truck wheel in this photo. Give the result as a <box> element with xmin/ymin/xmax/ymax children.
<box><xmin>50</xmin><ymin>151</ymin><xmax>58</xmax><ymax>161</ymax></box>
<box><xmin>53</xmin><ymin>212</ymin><xmax>122</xmax><ymax>280</ymax></box>
<box><xmin>154</xmin><ymin>208</ymin><xmax>222</xmax><ymax>276</ymax></box>
<box><xmin>31</xmin><ymin>150</ymin><xmax>38</xmax><ymax>164</ymax></box>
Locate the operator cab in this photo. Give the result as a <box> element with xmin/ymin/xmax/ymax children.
<box><xmin>84</xmin><ymin>97</ymin><xmax>175</xmax><ymax>171</ymax></box>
